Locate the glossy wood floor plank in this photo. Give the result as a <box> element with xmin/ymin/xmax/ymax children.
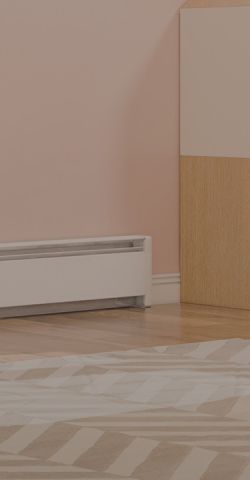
<box><xmin>0</xmin><ymin>303</ymin><xmax>250</xmax><ymax>360</ymax></box>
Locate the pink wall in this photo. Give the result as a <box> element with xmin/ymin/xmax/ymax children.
<box><xmin>0</xmin><ymin>0</ymin><xmax>183</xmax><ymax>273</ymax></box>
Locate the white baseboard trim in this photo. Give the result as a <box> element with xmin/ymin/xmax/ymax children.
<box><xmin>152</xmin><ymin>273</ymin><xmax>180</xmax><ymax>305</ymax></box>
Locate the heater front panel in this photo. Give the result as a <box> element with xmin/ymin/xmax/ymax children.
<box><xmin>0</xmin><ymin>251</ymin><xmax>147</xmax><ymax>308</ymax></box>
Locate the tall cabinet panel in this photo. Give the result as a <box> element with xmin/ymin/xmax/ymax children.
<box><xmin>180</xmin><ymin>1</ymin><xmax>250</xmax><ymax>309</ymax></box>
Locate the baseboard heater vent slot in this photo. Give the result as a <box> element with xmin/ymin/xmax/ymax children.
<box><xmin>0</xmin><ymin>236</ymin><xmax>152</xmax><ymax>318</ymax></box>
<box><xmin>0</xmin><ymin>238</ymin><xmax>144</xmax><ymax>261</ymax></box>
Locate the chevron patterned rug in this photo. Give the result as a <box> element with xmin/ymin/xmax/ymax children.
<box><xmin>1</xmin><ymin>338</ymin><xmax>250</xmax><ymax>479</ymax></box>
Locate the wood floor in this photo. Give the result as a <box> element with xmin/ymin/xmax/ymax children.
<box><xmin>0</xmin><ymin>303</ymin><xmax>250</xmax><ymax>360</ymax></box>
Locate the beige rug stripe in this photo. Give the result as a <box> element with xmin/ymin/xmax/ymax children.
<box><xmin>0</xmin><ymin>465</ymin><xmax>88</xmax><ymax>472</ymax></box>
<box><xmin>227</xmin><ymin>397</ymin><xmax>250</xmax><ymax>420</ymax></box>
<box><xmin>84</xmin><ymin>372</ymin><xmax>127</xmax><ymax>394</ymax></box>
<box><xmin>112</xmin><ymin>410</ymin><xmax>222</xmax><ymax>418</ymax></box>
<box><xmin>175</xmin><ymin>440</ymin><xmax>250</xmax><ymax>447</ymax></box>
<box><xmin>201</xmin><ymin>453</ymin><xmax>248</xmax><ymax>480</ymax></box>
<box><xmin>0</xmin><ymin>424</ymin><xmax>50</xmax><ymax>454</ymax></box>
<box><xmin>39</xmin><ymin>365</ymin><xmax>85</xmax><ymax>387</ymax></box>
<box><xmin>205</xmin><ymin>340</ymin><xmax>248</xmax><ymax>363</ymax></box>
<box><xmin>176</xmin><ymin>384</ymin><xmax>219</xmax><ymax>410</ymax></box>
<box><xmin>198</xmin><ymin>396</ymin><xmax>239</xmax><ymax>416</ymax></box>
<box><xmin>104</xmin><ymin>364</ymin><xmax>240</xmax><ymax>371</ymax></box>
<box><xmin>0</xmin><ymin>454</ymin><xmax>29</xmax><ymax>461</ymax></box>
<box><xmin>75</xmin><ymin>431</ymin><xmax>134</xmax><ymax>471</ymax></box>
<box><xmin>230</xmin><ymin>346</ymin><xmax>250</xmax><ymax>364</ymax></box>
<box><xmin>50</xmin><ymin>427</ymin><xmax>103</xmax><ymax>465</ymax></box>
<box><xmin>71</xmin><ymin>421</ymin><xmax>250</xmax><ymax>428</ymax></box>
<box><xmin>127</xmin><ymin>377</ymin><xmax>171</xmax><ymax>403</ymax></box>
<box><xmin>169</xmin><ymin>447</ymin><xmax>217</xmax><ymax>480</ymax></box>
<box><xmin>21</xmin><ymin>422</ymin><xmax>80</xmax><ymax>460</ymax></box>
<box><xmin>106</xmin><ymin>437</ymin><xmax>159</xmax><ymax>477</ymax></box>
<box><xmin>121</xmin><ymin>431</ymin><xmax>250</xmax><ymax>438</ymax></box>
<box><xmin>189</xmin><ymin>340</ymin><xmax>227</xmax><ymax>359</ymax></box>
<box><xmin>163</xmin><ymin>343</ymin><xmax>208</xmax><ymax>356</ymax></box>
<box><xmin>135</xmin><ymin>444</ymin><xmax>191</xmax><ymax>480</ymax></box>
<box><xmin>239</xmin><ymin>464</ymin><xmax>250</xmax><ymax>480</ymax></box>
<box><xmin>0</xmin><ymin>370</ymin><xmax>31</xmax><ymax>380</ymax></box>
<box><xmin>19</xmin><ymin>367</ymin><xmax>57</xmax><ymax>381</ymax></box>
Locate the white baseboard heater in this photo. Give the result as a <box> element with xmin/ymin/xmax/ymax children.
<box><xmin>0</xmin><ymin>235</ymin><xmax>152</xmax><ymax>318</ymax></box>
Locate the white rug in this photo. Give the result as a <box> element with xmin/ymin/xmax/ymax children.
<box><xmin>0</xmin><ymin>338</ymin><xmax>250</xmax><ymax>479</ymax></box>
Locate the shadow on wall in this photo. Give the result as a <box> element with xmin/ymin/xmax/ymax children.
<box><xmin>118</xmin><ymin>14</ymin><xmax>180</xmax><ymax>273</ymax></box>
